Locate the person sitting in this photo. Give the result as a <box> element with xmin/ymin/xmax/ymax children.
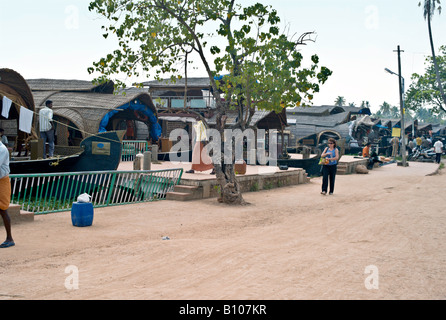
<box><xmin>362</xmin><ymin>142</ymin><xmax>371</xmax><ymax>158</ymax></box>
<box><xmin>367</xmin><ymin>150</ymin><xmax>383</xmax><ymax>170</ymax></box>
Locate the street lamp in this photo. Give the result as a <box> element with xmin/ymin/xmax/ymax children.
<box><xmin>385</xmin><ymin>63</ymin><xmax>407</xmax><ymax>167</ymax></box>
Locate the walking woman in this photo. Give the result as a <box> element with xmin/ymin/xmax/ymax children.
<box><xmin>321</xmin><ymin>138</ymin><xmax>340</xmax><ymax>195</ymax></box>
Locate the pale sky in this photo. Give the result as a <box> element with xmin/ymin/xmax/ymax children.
<box><xmin>1</xmin><ymin>0</ymin><xmax>445</xmax><ymax>113</ymax></box>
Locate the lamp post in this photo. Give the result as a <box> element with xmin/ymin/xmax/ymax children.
<box><xmin>385</xmin><ymin>46</ymin><xmax>407</xmax><ymax>166</ymax></box>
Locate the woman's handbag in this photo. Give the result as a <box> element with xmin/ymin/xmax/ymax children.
<box><xmin>319</xmin><ymin>157</ymin><xmax>329</xmax><ymax>165</ymax></box>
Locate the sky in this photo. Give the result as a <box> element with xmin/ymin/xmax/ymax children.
<box><xmin>1</xmin><ymin>0</ymin><xmax>445</xmax><ymax>113</ymax></box>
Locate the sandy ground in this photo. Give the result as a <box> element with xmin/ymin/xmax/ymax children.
<box><xmin>0</xmin><ymin>160</ymin><xmax>445</xmax><ymax>300</ymax></box>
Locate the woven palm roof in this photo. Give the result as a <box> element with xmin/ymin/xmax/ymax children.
<box><xmin>0</xmin><ymin>68</ymin><xmax>35</xmax><ymax>113</ymax></box>
<box><xmin>288</xmin><ymin>122</ymin><xmax>351</xmax><ymax>144</ymax></box>
<box><xmin>287</xmin><ymin>105</ymin><xmax>370</xmax><ymax>116</ymax></box>
<box><xmin>33</xmin><ymin>90</ymin><xmax>157</xmax><ymax>135</ymax></box>
<box><xmin>287</xmin><ymin>105</ymin><xmax>343</xmax><ymax>116</ymax></box>
<box><xmin>287</xmin><ymin>111</ymin><xmax>351</xmax><ymax>127</ymax></box>
<box><xmin>27</xmin><ymin>79</ymin><xmax>114</xmax><ymax>93</ymax></box>
<box><xmin>206</xmin><ymin>108</ymin><xmax>286</xmax><ymax>129</ymax></box>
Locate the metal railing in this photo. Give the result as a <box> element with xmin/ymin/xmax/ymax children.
<box><xmin>10</xmin><ymin>168</ymin><xmax>183</xmax><ymax>215</ymax></box>
<box><xmin>121</xmin><ymin>140</ymin><xmax>151</xmax><ymax>162</ymax></box>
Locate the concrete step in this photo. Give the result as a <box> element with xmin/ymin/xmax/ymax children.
<box><xmin>336</xmin><ymin>163</ymin><xmax>348</xmax><ymax>175</ymax></box>
<box><xmin>0</xmin><ymin>203</ymin><xmax>34</xmax><ymax>226</ymax></box>
<box><xmin>174</xmin><ymin>185</ymin><xmax>202</xmax><ymax>196</ymax></box>
<box><xmin>167</xmin><ymin>185</ymin><xmax>203</xmax><ymax>201</ymax></box>
<box><xmin>166</xmin><ymin>191</ymin><xmax>196</xmax><ymax>201</ymax></box>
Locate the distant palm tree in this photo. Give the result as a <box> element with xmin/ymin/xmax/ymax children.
<box><xmin>360</xmin><ymin>101</ymin><xmax>370</xmax><ymax>108</ymax></box>
<box><xmin>380</xmin><ymin>101</ymin><xmax>391</xmax><ymax>117</ymax></box>
<box><xmin>334</xmin><ymin>96</ymin><xmax>346</xmax><ymax>106</ymax></box>
<box><xmin>419</xmin><ymin>0</ymin><xmax>446</xmax><ymax>112</ymax></box>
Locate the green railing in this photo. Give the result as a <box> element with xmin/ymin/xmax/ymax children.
<box><xmin>121</xmin><ymin>140</ymin><xmax>150</xmax><ymax>162</ymax></box>
<box><xmin>10</xmin><ymin>168</ymin><xmax>183</xmax><ymax>215</ymax></box>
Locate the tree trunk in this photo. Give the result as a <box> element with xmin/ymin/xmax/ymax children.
<box><xmin>213</xmin><ymin>113</ymin><xmax>247</xmax><ymax>205</ymax></box>
<box><xmin>214</xmin><ymin>163</ymin><xmax>246</xmax><ymax>205</ymax></box>
<box><xmin>427</xmin><ymin>15</ymin><xmax>446</xmax><ymax>112</ymax></box>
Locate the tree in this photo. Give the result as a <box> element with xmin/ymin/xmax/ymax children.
<box><xmin>373</xmin><ymin>101</ymin><xmax>401</xmax><ymax>119</ymax></box>
<box><xmin>418</xmin><ymin>0</ymin><xmax>446</xmax><ymax>112</ymax></box>
<box><xmin>334</xmin><ymin>96</ymin><xmax>345</xmax><ymax>106</ymax></box>
<box><xmin>374</xmin><ymin>101</ymin><xmax>392</xmax><ymax>118</ymax></box>
<box><xmin>88</xmin><ymin>0</ymin><xmax>332</xmax><ymax>204</ymax></box>
<box><xmin>406</xmin><ymin>45</ymin><xmax>446</xmax><ymax>114</ymax></box>
<box><xmin>360</xmin><ymin>101</ymin><xmax>371</xmax><ymax>109</ymax></box>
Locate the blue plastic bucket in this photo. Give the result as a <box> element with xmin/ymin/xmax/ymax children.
<box><xmin>71</xmin><ymin>202</ymin><xmax>94</xmax><ymax>227</ymax></box>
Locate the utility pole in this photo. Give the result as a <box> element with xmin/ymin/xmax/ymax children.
<box><xmin>395</xmin><ymin>45</ymin><xmax>407</xmax><ymax>167</ymax></box>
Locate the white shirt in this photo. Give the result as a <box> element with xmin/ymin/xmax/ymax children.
<box><xmin>434</xmin><ymin>140</ymin><xmax>444</xmax><ymax>153</ymax></box>
<box><xmin>0</xmin><ymin>141</ymin><xmax>10</xmax><ymax>179</ymax></box>
<box><xmin>1</xmin><ymin>135</ymin><xmax>8</xmax><ymax>145</ymax></box>
<box><xmin>39</xmin><ymin>106</ymin><xmax>53</xmax><ymax>132</ymax></box>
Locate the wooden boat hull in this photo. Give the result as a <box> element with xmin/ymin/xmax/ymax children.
<box><xmin>10</xmin><ymin>131</ymin><xmax>123</xmax><ymax>175</ymax></box>
<box><xmin>278</xmin><ymin>154</ymin><xmax>322</xmax><ymax>177</ymax></box>
<box><xmin>281</xmin><ymin>146</ymin><xmax>322</xmax><ymax>176</ymax></box>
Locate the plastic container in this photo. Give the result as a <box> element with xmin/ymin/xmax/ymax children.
<box><xmin>71</xmin><ymin>202</ymin><xmax>94</xmax><ymax>227</ymax></box>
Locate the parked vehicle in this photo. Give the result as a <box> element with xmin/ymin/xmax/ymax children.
<box><xmin>408</xmin><ymin>147</ymin><xmax>436</xmax><ymax>162</ymax></box>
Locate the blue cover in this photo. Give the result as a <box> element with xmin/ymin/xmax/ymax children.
<box><xmin>99</xmin><ymin>100</ymin><xmax>162</xmax><ymax>141</ymax></box>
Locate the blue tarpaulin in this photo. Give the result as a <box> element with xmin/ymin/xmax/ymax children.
<box><xmin>99</xmin><ymin>100</ymin><xmax>162</xmax><ymax>141</ymax></box>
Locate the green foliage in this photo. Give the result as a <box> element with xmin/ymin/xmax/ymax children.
<box><xmin>88</xmin><ymin>0</ymin><xmax>332</xmax><ymax>120</ymax></box>
<box><xmin>418</xmin><ymin>0</ymin><xmax>442</xmax><ymax>21</ymax></box>
<box><xmin>334</xmin><ymin>96</ymin><xmax>345</xmax><ymax>106</ymax></box>
<box><xmin>373</xmin><ymin>101</ymin><xmax>401</xmax><ymax>118</ymax></box>
<box><xmin>250</xmin><ymin>182</ymin><xmax>259</xmax><ymax>192</ymax></box>
<box><xmin>405</xmin><ymin>45</ymin><xmax>446</xmax><ymax>114</ymax></box>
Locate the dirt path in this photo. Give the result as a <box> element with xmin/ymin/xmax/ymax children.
<box><xmin>1</xmin><ymin>161</ymin><xmax>445</xmax><ymax>300</ymax></box>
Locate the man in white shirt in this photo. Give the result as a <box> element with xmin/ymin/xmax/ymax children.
<box><xmin>0</xmin><ymin>128</ymin><xmax>8</xmax><ymax>146</ymax></box>
<box><xmin>0</xmin><ymin>140</ymin><xmax>14</xmax><ymax>248</ymax></box>
<box><xmin>433</xmin><ymin>138</ymin><xmax>444</xmax><ymax>164</ymax></box>
<box><xmin>39</xmin><ymin>100</ymin><xmax>55</xmax><ymax>158</ymax></box>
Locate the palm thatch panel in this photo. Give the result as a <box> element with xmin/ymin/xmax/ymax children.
<box><xmin>32</xmin><ymin>91</ymin><xmax>59</xmax><ymax>108</ymax></box>
<box><xmin>27</xmin><ymin>78</ymin><xmax>114</xmax><ymax>93</ymax></box>
<box><xmin>52</xmin><ymin>108</ymin><xmax>86</xmax><ymax>135</ymax></box>
<box><xmin>287</xmin><ymin>111</ymin><xmax>351</xmax><ymax>128</ymax></box>
<box><xmin>33</xmin><ymin>90</ymin><xmax>157</xmax><ymax>137</ymax></box>
<box><xmin>206</xmin><ymin>108</ymin><xmax>287</xmax><ymax>130</ymax></box>
<box><xmin>0</xmin><ymin>68</ymin><xmax>35</xmax><ymax>114</ymax></box>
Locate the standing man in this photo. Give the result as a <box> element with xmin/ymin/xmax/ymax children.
<box><xmin>39</xmin><ymin>100</ymin><xmax>55</xmax><ymax>158</ymax></box>
<box><xmin>390</xmin><ymin>136</ymin><xmax>399</xmax><ymax>158</ymax></box>
<box><xmin>416</xmin><ymin>135</ymin><xmax>422</xmax><ymax>150</ymax></box>
<box><xmin>433</xmin><ymin>138</ymin><xmax>444</xmax><ymax>164</ymax></box>
<box><xmin>0</xmin><ymin>128</ymin><xmax>8</xmax><ymax>145</ymax></box>
<box><xmin>0</xmin><ymin>138</ymin><xmax>14</xmax><ymax>248</ymax></box>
